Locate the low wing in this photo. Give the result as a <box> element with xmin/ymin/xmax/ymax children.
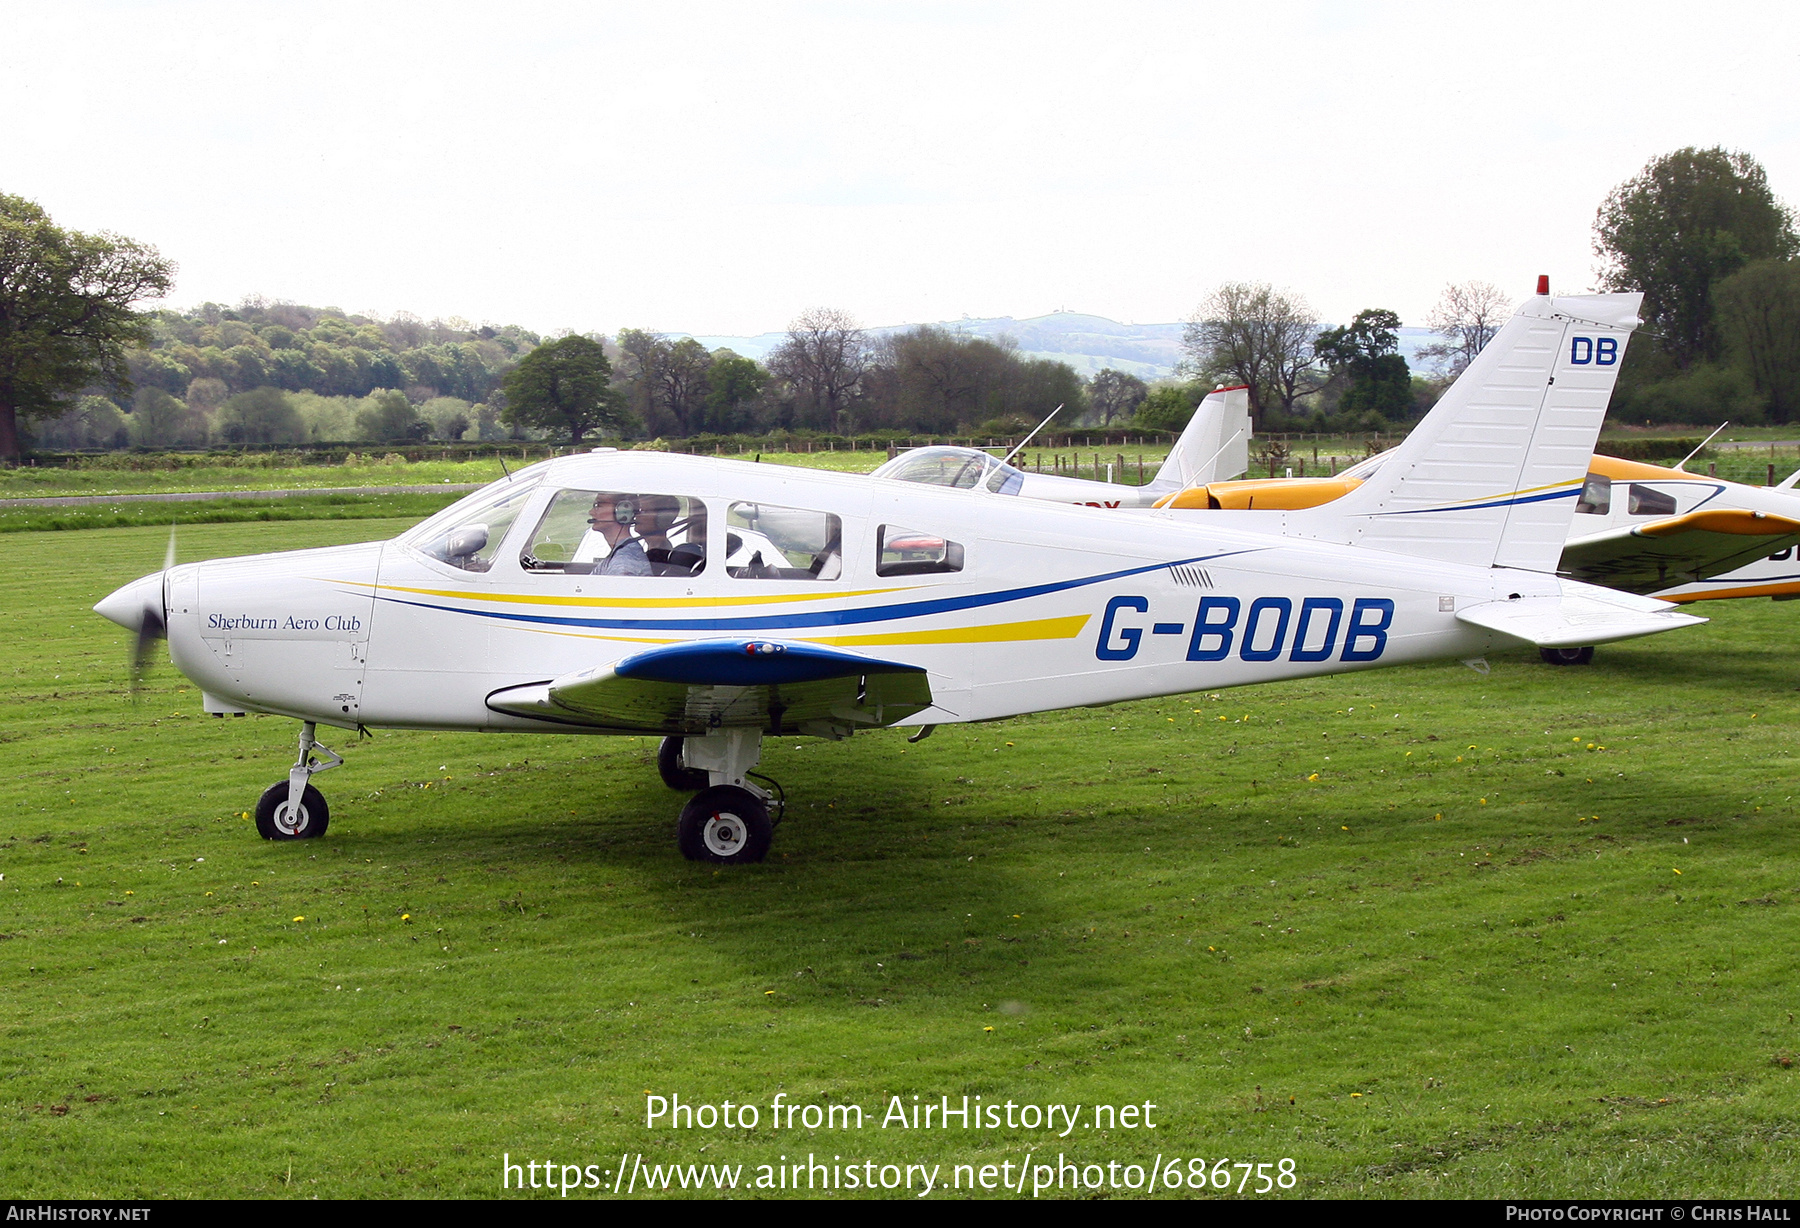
<box><xmin>487</xmin><ymin>639</ymin><xmax>932</xmax><ymax>736</ymax></box>
<box><xmin>1560</xmin><ymin>509</ymin><xmax>1800</xmax><ymax>595</ymax></box>
<box><xmin>1455</xmin><ymin>583</ymin><xmax>1704</xmax><ymax>649</ymax></box>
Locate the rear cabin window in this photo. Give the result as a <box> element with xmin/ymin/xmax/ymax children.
<box><xmin>876</xmin><ymin>525</ymin><xmax>965</xmax><ymax>576</ymax></box>
<box><xmin>726</xmin><ymin>502</ymin><xmax>842</xmax><ymax>580</ymax></box>
<box><xmin>1628</xmin><ymin>484</ymin><xmax>1678</xmax><ymax>517</ymax></box>
<box><xmin>521</xmin><ymin>490</ymin><xmax>707</xmax><ymax>577</ymax></box>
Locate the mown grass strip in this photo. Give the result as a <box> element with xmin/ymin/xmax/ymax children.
<box><xmin>3</xmin><ymin>521</ymin><xmax>1799</xmax><ymax>1197</ymax></box>
<box><xmin>0</xmin><ymin>492</ymin><xmax>465</xmax><ymax>533</ymax></box>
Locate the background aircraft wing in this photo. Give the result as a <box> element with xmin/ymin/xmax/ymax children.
<box><xmin>486</xmin><ymin>639</ymin><xmax>932</xmax><ymax>735</ymax></box>
<box><xmin>1560</xmin><ymin>509</ymin><xmax>1800</xmax><ymax>594</ymax></box>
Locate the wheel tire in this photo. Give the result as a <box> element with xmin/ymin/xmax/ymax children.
<box><xmin>677</xmin><ymin>786</ymin><xmax>773</xmax><ymax>865</ymax></box>
<box><xmin>657</xmin><ymin>736</ymin><xmax>710</xmax><ymax>791</ymax></box>
<box><xmin>1539</xmin><ymin>646</ymin><xmax>1595</xmax><ymax>666</ymax></box>
<box><xmin>255</xmin><ymin>781</ymin><xmax>330</xmax><ymax>840</ymax></box>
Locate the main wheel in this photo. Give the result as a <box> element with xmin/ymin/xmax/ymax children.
<box><xmin>658</xmin><ymin>736</ymin><xmax>710</xmax><ymax>791</ymax></box>
<box><xmin>1540</xmin><ymin>646</ymin><xmax>1595</xmax><ymax>666</ymax></box>
<box><xmin>255</xmin><ymin>781</ymin><xmax>330</xmax><ymax>840</ymax></box>
<box><xmin>677</xmin><ymin>786</ymin><xmax>773</xmax><ymax>864</ymax></box>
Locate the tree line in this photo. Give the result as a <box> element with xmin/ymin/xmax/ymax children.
<box><xmin>7</xmin><ymin>146</ymin><xmax>1794</xmax><ymax>461</ymax></box>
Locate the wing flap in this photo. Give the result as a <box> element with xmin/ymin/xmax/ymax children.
<box><xmin>487</xmin><ymin>639</ymin><xmax>932</xmax><ymax>734</ymax></box>
<box><xmin>1562</xmin><ymin>510</ymin><xmax>1800</xmax><ymax>593</ymax></box>
<box><xmin>1456</xmin><ymin>585</ymin><xmax>1704</xmax><ymax>649</ymax></box>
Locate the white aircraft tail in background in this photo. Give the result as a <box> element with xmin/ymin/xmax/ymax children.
<box><xmin>1150</xmin><ymin>385</ymin><xmax>1251</xmax><ymax>493</ymax></box>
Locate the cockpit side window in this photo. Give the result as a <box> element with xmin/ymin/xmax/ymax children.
<box><xmin>409</xmin><ymin>481</ymin><xmax>538</xmax><ymax>572</ymax></box>
<box><xmin>984</xmin><ymin>462</ymin><xmax>1025</xmax><ymax>495</ymax></box>
<box><xmin>726</xmin><ymin>502</ymin><xmax>841</xmax><ymax>580</ymax></box>
<box><xmin>520</xmin><ymin>489</ymin><xmax>708</xmax><ymax>577</ymax></box>
<box><xmin>1627</xmin><ymin>484</ymin><xmax>1678</xmax><ymax>517</ymax></box>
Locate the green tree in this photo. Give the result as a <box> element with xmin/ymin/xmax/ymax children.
<box><xmin>129</xmin><ymin>386</ymin><xmax>193</xmax><ymax>448</ymax></box>
<box><xmin>214</xmin><ymin>387</ymin><xmax>304</xmax><ymax>445</ymax></box>
<box><xmin>500</xmin><ymin>334</ymin><xmax>627</xmax><ymax>446</ymax></box>
<box><xmin>1315</xmin><ymin>308</ymin><xmax>1412</xmax><ymax>419</ymax></box>
<box><xmin>0</xmin><ymin>194</ymin><xmax>175</xmax><ymax>461</ymax></box>
<box><xmin>1714</xmin><ymin>258</ymin><xmax>1800</xmax><ymax>422</ymax></box>
<box><xmin>703</xmin><ymin>352</ymin><xmax>767</xmax><ymax>433</ymax></box>
<box><xmin>1182</xmin><ymin>282</ymin><xmax>1321</xmax><ymax>428</ymax></box>
<box><xmin>1089</xmin><ymin>368</ymin><xmax>1148</xmax><ymax>426</ymax></box>
<box><xmin>356</xmin><ymin>389</ymin><xmax>421</xmax><ymax>442</ymax></box>
<box><xmin>1132</xmin><ymin>384</ymin><xmax>1202</xmax><ymax>432</ymax></box>
<box><xmin>1595</xmin><ymin>147</ymin><xmax>1798</xmax><ymax>368</ymax></box>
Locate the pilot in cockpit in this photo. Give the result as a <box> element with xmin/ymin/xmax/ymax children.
<box><xmin>582</xmin><ymin>492</ymin><xmax>652</xmax><ymax>576</ymax></box>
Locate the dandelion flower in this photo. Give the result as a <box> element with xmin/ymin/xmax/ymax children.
<box><xmin>983</xmin><ymin>1026</ymin><xmax>994</xmax><ymax>1033</ymax></box>
<box><xmin>293</xmin><ymin>916</ymin><xmax>306</xmax><ymax>923</ymax></box>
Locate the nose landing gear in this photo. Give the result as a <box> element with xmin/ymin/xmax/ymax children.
<box><xmin>256</xmin><ymin>721</ymin><xmax>342</xmax><ymax>840</ymax></box>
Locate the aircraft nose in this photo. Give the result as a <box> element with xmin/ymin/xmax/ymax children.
<box><xmin>95</xmin><ymin>572</ymin><xmax>164</xmax><ymax>633</ymax></box>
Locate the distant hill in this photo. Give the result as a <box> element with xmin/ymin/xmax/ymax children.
<box><xmin>688</xmin><ymin>312</ymin><xmax>1443</xmax><ymax>382</ymax></box>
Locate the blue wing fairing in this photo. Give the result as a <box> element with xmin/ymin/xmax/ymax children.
<box><xmin>486</xmin><ymin>638</ymin><xmax>934</xmax><ymax>735</ymax></box>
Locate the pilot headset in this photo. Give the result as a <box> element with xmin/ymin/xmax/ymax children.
<box><xmin>592</xmin><ymin>496</ymin><xmax>638</xmax><ymax>526</ymax></box>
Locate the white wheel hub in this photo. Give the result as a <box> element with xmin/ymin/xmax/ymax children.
<box><xmin>273</xmin><ymin>802</ymin><xmax>308</xmax><ymax>837</ymax></box>
<box><xmin>702</xmin><ymin>811</ymin><xmax>748</xmax><ymax>857</ymax></box>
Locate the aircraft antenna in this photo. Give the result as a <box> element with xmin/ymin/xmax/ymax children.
<box><xmin>1673</xmin><ymin>422</ymin><xmax>1729</xmax><ymax>473</ymax></box>
<box><xmin>1000</xmin><ymin>404</ymin><xmax>1063</xmax><ymax>467</ymax></box>
<box><xmin>499</xmin><ymin>454</ymin><xmax>512</xmax><ymax>481</ymax></box>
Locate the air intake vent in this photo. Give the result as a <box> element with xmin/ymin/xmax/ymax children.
<box><xmin>1167</xmin><ymin>564</ymin><xmax>1213</xmax><ymax>588</ymax></box>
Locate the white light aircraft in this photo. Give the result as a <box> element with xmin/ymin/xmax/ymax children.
<box><xmin>97</xmin><ymin>287</ymin><xmax>1696</xmax><ymax>865</ymax></box>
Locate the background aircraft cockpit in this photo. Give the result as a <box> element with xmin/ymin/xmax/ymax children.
<box><xmin>872</xmin><ymin>446</ymin><xmax>1026</xmax><ymax>495</ymax></box>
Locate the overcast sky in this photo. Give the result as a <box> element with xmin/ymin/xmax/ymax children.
<box><xmin>4</xmin><ymin>2</ymin><xmax>1797</xmax><ymax>337</ymax></box>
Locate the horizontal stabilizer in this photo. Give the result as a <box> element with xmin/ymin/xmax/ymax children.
<box><xmin>487</xmin><ymin>639</ymin><xmax>932</xmax><ymax>734</ymax></box>
<box><xmin>1562</xmin><ymin>509</ymin><xmax>1800</xmax><ymax>594</ymax></box>
<box><xmin>1455</xmin><ymin>583</ymin><xmax>1704</xmax><ymax>649</ymax></box>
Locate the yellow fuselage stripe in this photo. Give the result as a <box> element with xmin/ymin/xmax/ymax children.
<box><xmin>514</xmin><ymin>614</ymin><xmax>1092</xmax><ymax>648</ymax></box>
<box><xmin>328</xmin><ymin>578</ymin><xmax>914</xmax><ymax>609</ymax></box>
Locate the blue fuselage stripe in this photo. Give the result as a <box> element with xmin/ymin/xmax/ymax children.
<box><xmin>378</xmin><ymin>550</ymin><xmax>1260</xmax><ymax>632</ymax></box>
<box><xmin>1379</xmin><ymin>487</ymin><xmax>1580</xmax><ymax>516</ymax></box>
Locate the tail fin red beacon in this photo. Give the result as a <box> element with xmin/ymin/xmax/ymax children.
<box><xmin>1287</xmin><ymin>277</ymin><xmax>1642</xmax><ymax>573</ymax></box>
<box><xmin>1148</xmin><ymin>385</ymin><xmax>1252</xmax><ymax>492</ymax></box>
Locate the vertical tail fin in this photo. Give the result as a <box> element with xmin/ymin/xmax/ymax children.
<box><xmin>1289</xmin><ymin>287</ymin><xmax>1642</xmax><ymax>571</ymax></box>
<box><xmin>1150</xmin><ymin>386</ymin><xmax>1251</xmax><ymax>490</ymax></box>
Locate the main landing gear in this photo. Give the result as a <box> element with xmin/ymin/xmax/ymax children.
<box><xmin>255</xmin><ymin>721</ymin><xmax>342</xmax><ymax>840</ymax></box>
<box><xmin>660</xmin><ymin>731</ymin><xmax>781</xmax><ymax>866</ymax></box>
<box><xmin>1539</xmin><ymin>646</ymin><xmax>1595</xmax><ymax>666</ymax></box>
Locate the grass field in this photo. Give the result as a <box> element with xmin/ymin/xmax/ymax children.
<box><xmin>4</xmin><ymin>516</ymin><xmax>1800</xmax><ymax>1200</ymax></box>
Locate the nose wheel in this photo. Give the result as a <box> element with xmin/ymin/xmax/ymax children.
<box><xmin>254</xmin><ymin>721</ymin><xmax>343</xmax><ymax>841</ymax></box>
<box><xmin>256</xmin><ymin>782</ymin><xmax>330</xmax><ymax>839</ymax></box>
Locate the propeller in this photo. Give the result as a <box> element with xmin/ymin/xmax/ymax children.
<box><xmin>118</xmin><ymin>526</ymin><xmax>175</xmax><ymax>697</ymax></box>
<box><xmin>130</xmin><ymin>605</ymin><xmax>166</xmax><ymax>696</ymax></box>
